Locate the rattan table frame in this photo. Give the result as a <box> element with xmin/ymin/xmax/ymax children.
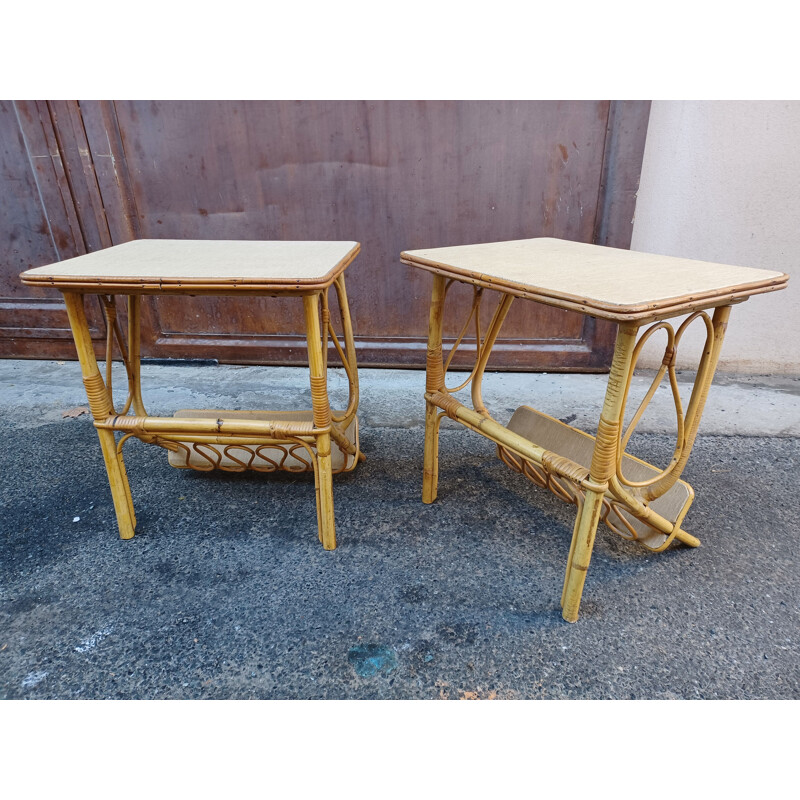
<box><xmin>401</xmin><ymin>238</ymin><xmax>788</xmax><ymax>622</ymax></box>
<box><xmin>21</xmin><ymin>240</ymin><xmax>364</xmax><ymax>550</ymax></box>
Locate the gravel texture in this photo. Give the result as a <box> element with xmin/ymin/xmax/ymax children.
<box><xmin>1</xmin><ymin>418</ymin><xmax>798</xmax><ymax>699</ymax></box>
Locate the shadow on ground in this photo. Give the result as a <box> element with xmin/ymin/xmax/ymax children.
<box><xmin>1</xmin><ymin>420</ymin><xmax>798</xmax><ymax>699</ymax></box>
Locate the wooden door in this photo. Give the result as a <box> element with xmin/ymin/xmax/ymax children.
<box><xmin>0</xmin><ymin>100</ymin><xmax>650</xmax><ymax>369</ymax></box>
<box><xmin>0</xmin><ymin>101</ymin><xmax>106</xmax><ymax>358</ymax></box>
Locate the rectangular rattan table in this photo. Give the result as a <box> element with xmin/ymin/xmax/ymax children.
<box><xmin>401</xmin><ymin>237</ymin><xmax>788</xmax><ymax>622</ymax></box>
<box><xmin>20</xmin><ymin>239</ymin><xmax>364</xmax><ymax>550</ymax></box>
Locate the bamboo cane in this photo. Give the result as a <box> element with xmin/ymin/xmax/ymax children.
<box><xmin>127</xmin><ymin>295</ymin><xmax>147</xmax><ymax>416</ymax></box>
<box><xmin>329</xmin><ymin>273</ymin><xmax>360</xmax><ymax>429</ymax></box>
<box><xmin>640</xmin><ymin>306</ymin><xmax>731</xmax><ymax>502</ymax></box>
<box><xmin>423</xmin><ymin>274</ymin><xmax>448</xmax><ymax>504</ymax></box>
<box><xmin>63</xmin><ymin>292</ymin><xmax>136</xmax><ymax>540</ymax></box>
<box><xmin>95</xmin><ymin>415</ymin><xmax>320</xmax><ymax>437</ymax></box>
<box><xmin>562</xmin><ymin>323</ymin><xmax>638</xmax><ymax>622</ymax></box>
<box><xmin>304</xmin><ymin>292</ymin><xmax>337</xmax><ymax>550</ymax></box>
<box><xmin>471</xmin><ymin>294</ymin><xmax>514</xmax><ymax>416</ymax></box>
<box><xmin>561</xmin><ymin>494</ymin><xmax>584</xmax><ymax>607</ymax></box>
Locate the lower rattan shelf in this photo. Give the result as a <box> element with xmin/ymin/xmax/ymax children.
<box><xmin>166</xmin><ymin>409</ymin><xmax>359</xmax><ymax>473</ymax></box>
<box><xmin>501</xmin><ymin>406</ymin><xmax>694</xmax><ymax>550</ymax></box>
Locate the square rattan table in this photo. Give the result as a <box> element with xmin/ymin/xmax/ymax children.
<box><xmin>401</xmin><ymin>237</ymin><xmax>788</xmax><ymax>622</ymax></box>
<box><xmin>20</xmin><ymin>239</ymin><xmax>364</xmax><ymax>550</ymax></box>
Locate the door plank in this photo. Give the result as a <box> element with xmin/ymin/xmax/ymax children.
<box><xmin>1</xmin><ymin>100</ymin><xmax>651</xmax><ymax>369</ymax></box>
<box><xmin>0</xmin><ymin>100</ymin><xmax>104</xmax><ymax>358</ymax></box>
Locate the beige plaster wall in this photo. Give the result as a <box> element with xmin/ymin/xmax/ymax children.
<box><xmin>630</xmin><ymin>101</ymin><xmax>799</xmax><ymax>374</ymax></box>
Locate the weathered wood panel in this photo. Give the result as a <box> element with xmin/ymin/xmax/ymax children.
<box><xmin>1</xmin><ymin>100</ymin><xmax>650</xmax><ymax>369</ymax></box>
<box><xmin>0</xmin><ymin>101</ymin><xmax>103</xmax><ymax>358</ymax></box>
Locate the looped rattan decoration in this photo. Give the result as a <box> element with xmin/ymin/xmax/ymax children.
<box><xmin>97</xmin><ymin>295</ymin><xmax>144</xmax><ymax>418</ymax></box>
<box><xmin>97</xmin><ymin>285</ymin><xmax>361</xmax><ymax>476</ymax></box>
<box><xmin>428</xmin><ymin>280</ymin><xmax>516</xmax><ymax>421</ymax></box>
<box><xmin>613</xmin><ymin>311</ymin><xmax>714</xmax><ymax>503</ymax></box>
<box><xmin>321</xmin><ymin>274</ymin><xmax>360</xmax><ymax>430</ymax></box>
<box><xmin>496</xmin><ymin>311</ymin><xmax>720</xmax><ymax>552</ymax></box>
<box><xmin>442</xmin><ymin>281</ymin><xmax>484</xmax><ymax>393</ymax></box>
<box><xmin>165</xmin><ymin>439</ymin><xmax>324</xmax><ymax>473</ymax></box>
<box><xmin>497</xmin><ymin>442</ymin><xmax>677</xmax><ymax>548</ymax></box>
<box><xmin>497</xmin><ymin>444</ymin><xmax>578</xmax><ymax>505</ymax></box>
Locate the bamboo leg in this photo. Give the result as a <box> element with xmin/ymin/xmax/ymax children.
<box><xmin>423</xmin><ymin>402</ymin><xmax>442</xmax><ymax>504</ymax></box>
<box><xmin>304</xmin><ymin>293</ymin><xmax>336</xmax><ymax>550</ymax></box>
<box><xmin>561</xmin><ymin>490</ymin><xmax>605</xmax><ymax>620</ymax></box>
<box><xmin>116</xmin><ymin>440</ymin><xmax>136</xmax><ymax>528</ymax></box>
<box><xmin>560</xmin><ymin>494</ymin><xmax>584</xmax><ymax>607</ymax></box>
<box><xmin>423</xmin><ymin>274</ymin><xmax>448</xmax><ymax>504</ymax></box>
<box><xmin>562</xmin><ymin>324</ymin><xmax>638</xmax><ymax>622</ymax></box>
<box><xmin>63</xmin><ymin>291</ymin><xmax>136</xmax><ymax>540</ymax></box>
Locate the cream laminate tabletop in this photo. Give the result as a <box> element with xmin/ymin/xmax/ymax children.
<box><xmin>20</xmin><ymin>239</ymin><xmax>361</xmax><ymax>292</ymax></box>
<box><xmin>401</xmin><ymin>238</ymin><xmax>788</xmax><ymax>321</ymax></box>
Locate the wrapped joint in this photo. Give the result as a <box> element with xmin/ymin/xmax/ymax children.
<box><xmin>661</xmin><ymin>345</ymin><xmax>676</xmax><ymax>367</ymax></box>
<box><xmin>309</xmin><ymin>376</ymin><xmax>331</xmax><ymax>427</ymax></box>
<box><xmin>542</xmin><ymin>451</ymin><xmax>590</xmax><ymax>484</ymax></box>
<box><xmin>590</xmin><ymin>417</ymin><xmax>620</xmax><ymax>480</ymax></box>
<box><xmin>83</xmin><ymin>372</ymin><xmax>113</xmax><ymax>419</ymax></box>
<box><xmin>426</xmin><ymin>346</ymin><xmax>444</xmax><ymax>391</ymax></box>
<box><xmin>105</xmin><ymin>415</ymin><xmax>146</xmax><ymax>431</ymax></box>
<box><xmin>435</xmin><ymin>392</ymin><xmax>462</xmax><ymax>420</ymax></box>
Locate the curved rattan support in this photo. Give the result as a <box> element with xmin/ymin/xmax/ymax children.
<box><xmin>421</xmin><ymin>273</ymin><xmax>539</xmax><ymax>506</ymax></box>
<box><xmin>322</xmin><ymin>274</ymin><xmax>360</xmax><ymax>428</ymax></box>
<box><xmin>607</xmin><ymin>474</ymin><xmax>697</xmax><ymax>552</ymax></box>
<box><xmin>125</xmin><ymin>295</ymin><xmax>148</xmax><ymax>417</ymax></box>
<box><xmin>497</xmin><ymin>438</ymin><xmax>699</xmax><ymax>554</ymax></box>
<box><xmin>639</xmin><ymin>309</ymin><xmax>725</xmax><ymax>502</ymax></box>
<box><xmin>427</xmin><ymin>279</ymin><xmax>514</xmax><ymax>416</ymax></box>
<box><xmin>98</xmin><ymin>294</ymin><xmax>148</xmax><ymax>418</ymax></box>
<box><xmin>471</xmin><ymin>294</ymin><xmax>515</xmax><ymax>416</ymax></box>
<box><xmin>615</xmin><ymin>309</ymin><xmax>724</xmax><ymax>503</ymax></box>
<box><xmin>114</xmin><ymin>430</ymin><xmax>173</xmax><ymax>457</ymax></box>
<box><xmin>166</xmin><ymin>437</ymin><xmax>319</xmax><ymax>474</ymax></box>
<box><xmin>443</xmin><ymin>283</ymin><xmax>484</xmax><ymax>393</ymax></box>
<box><xmin>99</xmin><ymin>295</ymin><xmax>117</xmax><ymax>410</ymax></box>
<box><xmin>560</xmin><ymin>311</ymin><xmax>731</xmax><ymax>621</ymax></box>
<box><xmin>314</xmin><ymin>278</ymin><xmax>363</xmax><ymax>468</ymax></box>
<box><xmin>618</xmin><ymin>321</ymin><xmax>682</xmax><ymax>463</ymax></box>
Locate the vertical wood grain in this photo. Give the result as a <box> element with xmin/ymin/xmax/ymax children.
<box><xmin>2</xmin><ymin>100</ymin><xmax>652</xmax><ymax>370</ymax></box>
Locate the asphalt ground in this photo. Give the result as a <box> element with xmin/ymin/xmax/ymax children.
<box><xmin>1</xmin><ymin>416</ymin><xmax>797</xmax><ymax>699</ymax></box>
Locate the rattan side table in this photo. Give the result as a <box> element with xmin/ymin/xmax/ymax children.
<box><xmin>20</xmin><ymin>239</ymin><xmax>364</xmax><ymax>550</ymax></box>
<box><xmin>401</xmin><ymin>237</ymin><xmax>788</xmax><ymax>622</ymax></box>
